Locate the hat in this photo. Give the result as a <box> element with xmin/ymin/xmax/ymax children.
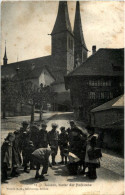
<box><xmin>69</xmin><ymin>120</ymin><xmax>75</xmax><ymax>125</ymax></box>
<box><xmin>31</xmin><ymin>125</ymin><xmax>39</xmax><ymax>131</ymax></box>
<box><xmin>7</xmin><ymin>132</ymin><xmax>15</xmax><ymax>140</ymax></box>
<box><xmin>22</xmin><ymin>121</ymin><xmax>29</xmax><ymax>125</ymax></box>
<box><xmin>42</xmin><ymin>123</ymin><xmax>47</xmax><ymax>127</ymax></box>
<box><xmin>29</xmin><ymin>141</ymin><xmax>34</xmax><ymax>146</ymax></box>
<box><xmin>8</xmin><ymin>132</ymin><xmax>14</xmax><ymax>137</ymax></box>
<box><xmin>60</xmin><ymin>126</ymin><xmax>65</xmax><ymax>131</ymax></box>
<box><xmin>52</xmin><ymin>123</ymin><xmax>58</xmax><ymax>128</ymax></box>
<box><xmin>14</xmin><ymin>130</ymin><xmax>19</xmax><ymax>135</ymax></box>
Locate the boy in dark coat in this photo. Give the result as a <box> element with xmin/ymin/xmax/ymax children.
<box><xmin>59</xmin><ymin>127</ymin><xmax>69</xmax><ymax>164</ymax></box>
<box><xmin>48</xmin><ymin>123</ymin><xmax>59</xmax><ymax>165</ymax></box>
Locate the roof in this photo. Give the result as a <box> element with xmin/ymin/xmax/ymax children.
<box><xmin>91</xmin><ymin>94</ymin><xmax>124</xmax><ymax>112</ymax></box>
<box><xmin>66</xmin><ymin>48</ymin><xmax>124</xmax><ymax>77</ymax></box>
<box><xmin>1</xmin><ymin>55</ymin><xmax>63</xmax><ymax>82</ymax></box>
<box><xmin>73</xmin><ymin>1</ymin><xmax>88</xmax><ymax>51</ymax></box>
<box><xmin>51</xmin><ymin>1</ymin><xmax>73</xmax><ymax>35</ymax></box>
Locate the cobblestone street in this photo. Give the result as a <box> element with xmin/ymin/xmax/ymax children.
<box><xmin>1</xmin><ymin>112</ymin><xmax>124</xmax><ymax>195</ymax></box>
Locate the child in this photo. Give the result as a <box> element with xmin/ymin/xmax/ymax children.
<box><xmin>59</xmin><ymin>127</ymin><xmax>69</xmax><ymax>164</ymax></box>
<box><xmin>1</xmin><ymin>133</ymin><xmax>15</xmax><ymax>182</ymax></box>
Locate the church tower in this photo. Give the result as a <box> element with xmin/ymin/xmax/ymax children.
<box><xmin>3</xmin><ymin>41</ymin><xmax>8</xmax><ymax>65</ymax></box>
<box><xmin>74</xmin><ymin>1</ymin><xmax>88</xmax><ymax>68</ymax></box>
<box><xmin>51</xmin><ymin>1</ymin><xmax>74</xmax><ymax>80</ymax></box>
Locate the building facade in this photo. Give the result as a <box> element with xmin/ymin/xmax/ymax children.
<box><xmin>65</xmin><ymin>48</ymin><xmax>124</xmax><ymax>121</ymax></box>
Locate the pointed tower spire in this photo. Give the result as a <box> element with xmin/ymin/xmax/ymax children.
<box><xmin>74</xmin><ymin>1</ymin><xmax>88</xmax><ymax>66</ymax></box>
<box><xmin>3</xmin><ymin>41</ymin><xmax>8</xmax><ymax>65</ymax></box>
<box><xmin>51</xmin><ymin>1</ymin><xmax>73</xmax><ymax>35</ymax></box>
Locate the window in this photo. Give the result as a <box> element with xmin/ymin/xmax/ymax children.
<box><xmin>100</xmin><ymin>92</ymin><xmax>104</xmax><ymax>99</ymax></box>
<box><xmin>110</xmin><ymin>92</ymin><xmax>113</xmax><ymax>99</ymax></box>
<box><xmin>94</xmin><ymin>80</ymin><xmax>98</xmax><ymax>86</ymax></box>
<box><xmin>91</xmin><ymin>81</ymin><xmax>94</xmax><ymax>86</ymax></box>
<box><xmin>89</xmin><ymin>80</ymin><xmax>92</xmax><ymax>86</ymax></box>
<box><xmin>104</xmin><ymin>92</ymin><xmax>110</xmax><ymax>99</ymax></box>
<box><xmin>102</xmin><ymin>80</ymin><xmax>105</xmax><ymax>86</ymax></box>
<box><xmin>88</xmin><ymin>79</ymin><xmax>111</xmax><ymax>87</ymax></box>
<box><xmin>88</xmin><ymin>92</ymin><xmax>96</xmax><ymax>99</ymax></box>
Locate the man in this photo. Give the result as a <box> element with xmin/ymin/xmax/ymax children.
<box><xmin>59</xmin><ymin>127</ymin><xmax>69</xmax><ymax>164</ymax></box>
<box><xmin>48</xmin><ymin>123</ymin><xmax>59</xmax><ymax>165</ymax></box>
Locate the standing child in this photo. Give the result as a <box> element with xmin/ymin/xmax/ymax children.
<box><xmin>1</xmin><ymin>133</ymin><xmax>15</xmax><ymax>182</ymax></box>
<box><xmin>59</xmin><ymin>127</ymin><xmax>69</xmax><ymax>165</ymax></box>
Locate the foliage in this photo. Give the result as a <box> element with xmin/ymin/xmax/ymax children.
<box><xmin>1</xmin><ymin>75</ymin><xmax>53</xmax><ymax>121</ymax></box>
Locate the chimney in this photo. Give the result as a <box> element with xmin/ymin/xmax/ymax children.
<box><xmin>92</xmin><ymin>45</ymin><xmax>96</xmax><ymax>55</ymax></box>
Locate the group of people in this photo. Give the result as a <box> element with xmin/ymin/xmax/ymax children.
<box><xmin>1</xmin><ymin>120</ymin><xmax>101</xmax><ymax>182</ymax></box>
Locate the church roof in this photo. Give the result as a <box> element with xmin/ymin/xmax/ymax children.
<box><xmin>1</xmin><ymin>54</ymin><xmax>66</xmax><ymax>83</ymax></box>
<box><xmin>66</xmin><ymin>48</ymin><xmax>124</xmax><ymax>77</ymax></box>
<box><xmin>73</xmin><ymin>1</ymin><xmax>88</xmax><ymax>51</ymax></box>
<box><xmin>51</xmin><ymin>1</ymin><xmax>73</xmax><ymax>35</ymax></box>
<box><xmin>1</xmin><ymin>55</ymin><xmax>56</xmax><ymax>81</ymax></box>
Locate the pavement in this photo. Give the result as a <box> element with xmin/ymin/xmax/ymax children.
<box><xmin>1</xmin><ymin>112</ymin><xmax>124</xmax><ymax>195</ymax></box>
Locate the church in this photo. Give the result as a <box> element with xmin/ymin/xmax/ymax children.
<box><xmin>1</xmin><ymin>1</ymin><xmax>88</xmax><ymax>113</ymax></box>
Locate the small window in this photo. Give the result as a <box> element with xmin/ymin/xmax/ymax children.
<box><xmin>94</xmin><ymin>80</ymin><xmax>98</xmax><ymax>86</ymax></box>
<box><xmin>100</xmin><ymin>92</ymin><xmax>104</xmax><ymax>99</ymax></box>
<box><xmin>88</xmin><ymin>92</ymin><xmax>96</xmax><ymax>99</ymax></box>
<box><xmin>102</xmin><ymin>81</ymin><xmax>105</xmax><ymax>86</ymax></box>
<box><xmin>110</xmin><ymin>92</ymin><xmax>113</xmax><ymax>99</ymax></box>
<box><xmin>91</xmin><ymin>81</ymin><xmax>94</xmax><ymax>86</ymax></box>
<box><xmin>89</xmin><ymin>80</ymin><xmax>91</xmax><ymax>86</ymax></box>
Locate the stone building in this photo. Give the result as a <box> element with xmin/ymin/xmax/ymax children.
<box><xmin>1</xmin><ymin>1</ymin><xmax>87</xmax><ymax>113</ymax></box>
<box><xmin>90</xmin><ymin>95</ymin><xmax>124</xmax><ymax>154</ymax></box>
<box><xmin>65</xmin><ymin>47</ymin><xmax>124</xmax><ymax>121</ymax></box>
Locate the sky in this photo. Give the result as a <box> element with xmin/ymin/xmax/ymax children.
<box><xmin>1</xmin><ymin>0</ymin><xmax>124</xmax><ymax>65</ymax></box>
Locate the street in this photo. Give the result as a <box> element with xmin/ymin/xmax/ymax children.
<box><xmin>1</xmin><ymin>112</ymin><xmax>124</xmax><ymax>195</ymax></box>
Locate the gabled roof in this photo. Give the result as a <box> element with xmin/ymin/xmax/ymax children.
<box><xmin>1</xmin><ymin>55</ymin><xmax>52</xmax><ymax>77</ymax></box>
<box><xmin>91</xmin><ymin>94</ymin><xmax>124</xmax><ymax>112</ymax></box>
<box><xmin>66</xmin><ymin>48</ymin><xmax>124</xmax><ymax>77</ymax></box>
<box><xmin>1</xmin><ymin>55</ymin><xmax>62</xmax><ymax>82</ymax></box>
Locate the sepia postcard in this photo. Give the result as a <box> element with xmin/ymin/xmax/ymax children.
<box><xmin>1</xmin><ymin>0</ymin><xmax>124</xmax><ymax>195</ymax></box>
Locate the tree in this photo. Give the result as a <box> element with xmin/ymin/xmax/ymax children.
<box><xmin>1</xmin><ymin>78</ymin><xmax>17</xmax><ymax>119</ymax></box>
<box><xmin>36</xmin><ymin>83</ymin><xmax>52</xmax><ymax>122</ymax></box>
<box><xmin>1</xmin><ymin>71</ymin><xmax>53</xmax><ymax>123</ymax></box>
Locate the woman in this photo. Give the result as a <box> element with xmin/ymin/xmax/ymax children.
<box><xmin>85</xmin><ymin>126</ymin><xmax>100</xmax><ymax>179</ymax></box>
